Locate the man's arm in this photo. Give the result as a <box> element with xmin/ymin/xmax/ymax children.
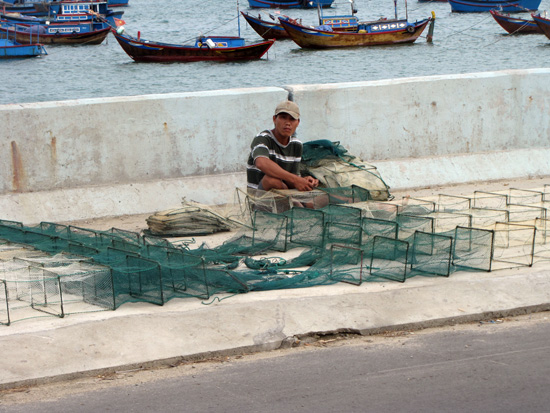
<box><xmin>255</xmin><ymin>157</ymin><xmax>317</xmax><ymax>191</ymax></box>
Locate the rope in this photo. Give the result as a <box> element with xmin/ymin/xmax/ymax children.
<box><xmin>201</xmin><ymin>292</ymin><xmax>239</xmax><ymax>305</ymax></box>
<box><xmin>181</xmin><ymin>15</ymin><xmax>239</xmax><ymax>44</ymax></box>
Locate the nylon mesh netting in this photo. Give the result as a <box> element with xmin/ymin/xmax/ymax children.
<box><xmin>0</xmin><ymin>183</ymin><xmax>549</xmax><ymax>325</ymax></box>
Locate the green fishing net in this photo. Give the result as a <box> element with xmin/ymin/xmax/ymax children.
<box><xmin>0</xmin><ymin>183</ymin><xmax>549</xmax><ymax>325</ymax></box>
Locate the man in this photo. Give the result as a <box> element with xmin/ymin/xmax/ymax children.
<box><xmin>247</xmin><ymin>100</ymin><xmax>319</xmax><ymax>192</ymax></box>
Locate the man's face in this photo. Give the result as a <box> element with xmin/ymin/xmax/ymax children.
<box><xmin>273</xmin><ymin>112</ymin><xmax>300</xmax><ymax>140</ymax></box>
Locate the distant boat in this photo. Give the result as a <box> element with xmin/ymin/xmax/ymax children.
<box><xmin>0</xmin><ymin>0</ymin><xmax>128</xmax><ymax>6</ymax></box>
<box><xmin>0</xmin><ymin>20</ymin><xmax>111</xmax><ymax>45</ymax></box>
<box><xmin>107</xmin><ymin>0</ymin><xmax>129</xmax><ymax>6</ymax></box>
<box><xmin>0</xmin><ymin>24</ymin><xmax>46</xmax><ymax>57</ymax></box>
<box><xmin>247</xmin><ymin>0</ymin><xmax>334</xmax><ymax>9</ymax></box>
<box><xmin>241</xmin><ymin>12</ymin><xmax>291</xmax><ymax>39</ymax></box>
<box><xmin>278</xmin><ymin>15</ymin><xmax>433</xmax><ymax>48</ymax></box>
<box><xmin>1</xmin><ymin>1</ymin><xmax>123</xmax><ymax>25</ymax></box>
<box><xmin>241</xmin><ymin>10</ymin><xmax>359</xmax><ymax>39</ymax></box>
<box><xmin>111</xmin><ymin>29</ymin><xmax>275</xmax><ymax>63</ymax></box>
<box><xmin>532</xmin><ymin>12</ymin><xmax>550</xmax><ymax>40</ymax></box>
<box><xmin>448</xmin><ymin>0</ymin><xmax>541</xmax><ymax>13</ymax></box>
<box><xmin>490</xmin><ymin>10</ymin><xmax>543</xmax><ymax>34</ymax></box>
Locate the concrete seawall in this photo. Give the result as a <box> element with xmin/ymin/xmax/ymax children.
<box><xmin>1</xmin><ymin>68</ymin><xmax>549</xmax><ymax>224</ymax></box>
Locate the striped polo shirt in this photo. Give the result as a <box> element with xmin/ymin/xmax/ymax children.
<box><xmin>247</xmin><ymin>130</ymin><xmax>303</xmax><ymax>190</ymax></box>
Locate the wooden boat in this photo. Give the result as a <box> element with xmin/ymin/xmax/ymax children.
<box><xmin>241</xmin><ymin>12</ymin><xmax>291</xmax><ymax>39</ymax></box>
<box><xmin>532</xmin><ymin>12</ymin><xmax>550</xmax><ymax>40</ymax></box>
<box><xmin>490</xmin><ymin>10</ymin><xmax>543</xmax><ymax>34</ymax></box>
<box><xmin>448</xmin><ymin>0</ymin><xmax>541</xmax><ymax>13</ymax></box>
<box><xmin>0</xmin><ymin>0</ymin><xmax>127</xmax><ymax>7</ymax></box>
<box><xmin>111</xmin><ymin>29</ymin><xmax>275</xmax><ymax>63</ymax></box>
<box><xmin>278</xmin><ymin>15</ymin><xmax>432</xmax><ymax>48</ymax></box>
<box><xmin>0</xmin><ymin>26</ymin><xmax>46</xmax><ymax>57</ymax></box>
<box><xmin>247</xmin><ymin>0</ymin><xmax>333</xmax><ymax>8</ymax></box>
<box><xmin>107</xmin><ymin>0</ymin><xmax>129</xmax><ymax>6</ymax></box>
<box><xmin>0</xmin><ymin>20</ymin><xmax>111</xmax><ymax>44</ymax></box>
<box><xmin>241</xmin><ymin>10</ymin><xmax>359</xmax><ymax>39</ymax></box>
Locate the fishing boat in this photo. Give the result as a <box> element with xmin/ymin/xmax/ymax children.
<box><xmin>241</xmin><ymin>12</ymin><xmax>291</xmax><ymax>39</ymax></box>
<box><xmin>448</xmin><ymin>0</ymin><xmax>541</xmax><ymax>13</ymax></box>
<box><xmin>490</xmin><ymin>9</ymin><xmax>543</xmax><ymax>34</ymax></box>
<box><xmin>241</xmin><ymin>10</ymin><xmax>359</xmax><ymax>39</ymax></box>
<box><xmin>1</xmin><ymin>1</ymin><xmax>122</xmax><ymax>26</ymax></box>
<box><xmin>0</xmin><ymin>19</ymin><xmax>111</xmax><ymax>44</ymax></box>
<box><xmin>112</xmin><ymin>29</ymin><xmax>275</xmax><ymax>63</ymax></box>
<box><xmin>0</xmin><ymin>23</ymin><xmax>46</xmax><ymax>57</ymax></box>
<box><xmin>532</xmin><ymin>12</ymin><xmax>550</xmax><ymax>39</ymax></box>
<box><xmin>0</xmin><ymin>0</ymin><xmax>128</xmax><ymax>7</ymax></box>
<box><xmin>247</xmin><ymin>0</ymin><xmax>334</xmax><ymax>9</ymax></box>
<box><xmin>278</xmin><ymin>15</ymin><xmax>433</xmax><ymax>48</ymax></box>
<box><xmin>107</xmin><ymin>0</ymin><xmax>129</xmax><ymax>6</ymax></box>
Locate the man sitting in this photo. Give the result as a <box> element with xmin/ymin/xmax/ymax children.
<box><xmin>247</xmin><ymin>100</ymin><xmax>319</xmax><ymax>193</ymax></box>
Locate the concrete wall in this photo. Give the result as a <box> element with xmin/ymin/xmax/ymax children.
<box><xmin>1</xmin><ymin>68</ymin><xmax>549</xmax><ymax>224</ymax></box>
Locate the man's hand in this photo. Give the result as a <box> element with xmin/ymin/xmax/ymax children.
<box><xmin>305</xmin><ymin>176</ymin><xmax>319</xmax><ymax>188</ymax></box>
<box><xmin>292</xmin><ymin>175</ymin><xmax>319</xmax><ymax>191</ymax></box>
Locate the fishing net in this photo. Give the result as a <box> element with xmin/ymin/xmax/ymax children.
<box><xmin>301</xmin><ymin>140</ymin><xmax>391</xmax><ymax>201</ymax></box>
<box><xmin>0</xmin><ymin>183</ymin><xmax>549</xmax><ymax>325</ymax></box>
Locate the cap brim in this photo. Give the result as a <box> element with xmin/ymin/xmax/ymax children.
<box><xmin>276</xmin><ymin>110</ymin><xmax>299</xmax><ymax>120</ymax></box>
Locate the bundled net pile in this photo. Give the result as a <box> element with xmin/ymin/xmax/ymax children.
<box><xmin>0</xmin><ymin>183</ymin><xmax>549</xmax><ymax>325</ymax></box>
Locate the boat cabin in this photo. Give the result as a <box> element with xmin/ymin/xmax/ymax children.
<box><xmin>357</xmin><ymin>19</ymin><xmax>410</xmax><ymax>34</ymax></box>
<box><xmin>319</xmin><ymin>15</ymin><xmax>358</xmax><ymax>31</ymax></box>
<box><xmin>195</xmin><ymin>36</ymin><xmax>245</xmax><ymax>48</ymax></box>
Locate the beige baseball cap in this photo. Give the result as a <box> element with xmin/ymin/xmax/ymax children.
<box><xmin>274</xmin><ymin>100</ymin><xmax>300</xmax><ymax>120</ymax></box>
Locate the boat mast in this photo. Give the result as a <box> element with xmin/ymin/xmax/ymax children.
<box><xmin>237</xmin><ymin>0</ymin><xmax>241</xmax><ymax>37</ymax></box>
<box><xmin>317</xmin><ymin>1</ymin><xmax>322</xmax><ymax>25</ymax></box>
<box><xmin>350</xmin><ymin>0</ymin><xmax>357</xmax><ymax>15</ymax></box>
<box><xmin>393</xmin><ymin>0</ymin><xmax>397</xmax><ymax>19</ymax></box>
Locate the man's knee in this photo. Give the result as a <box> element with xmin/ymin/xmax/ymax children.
<box><xmin>260</xmin><ymin>176</ymin><xmax>288</xmax><ymax>191</ymax></box>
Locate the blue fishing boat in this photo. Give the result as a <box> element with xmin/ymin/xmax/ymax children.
<box><xmin>106</xmin><ymin>0</ymin><xmax>129</xmax><ymax>6</ymax></box>
<box><xmin>0</xmin><ymin>18</ymin><xmax>111</xmax><ymax>44</ymax></box>
<box><xmin>532</xmin><ymin>12</ymin><xmax>550</xmax><ymax>40</ymax></box>
<box><xmin>1</xmin><ymin>1</ymin><xmax>123</xmax><ymax>23</ymax></box>
<box><xmin>0</xmin><ymin>23</ymin><xmax>46</xmax><ymax>57</ymax></box>
<box><xmin>490</xmin><ymin>9</ymin><xmax>543</xmax><ymax>34</ymax></box>
<box><xmin>241</xmin><ymin>11</ymin><xmax>291</xmax><ymax>39</ymax></box>
<box><xmin>247</xmin><ymin>0</ymin><xmax>334</xmax><ymax>9</ymax></box>
<box><xmin>448</xmin><ymin>0</ymin><xmax>541</xmax><ymax>13</ymax></box>
<box><xmin>242</xmin><ymin>0</ymin><xmax>358</xmax><ymax>39</ymax></box>
<box><xmin>112</xmin><ymin>30</ymin><xmax>275</xmax><ymax>63</ymax></box>
<box><xmin>30</xmin><ymin>0</ymin><xmax>122</xmax><ymax>24</ymax></box>
<box><xmin>0</xmin><ymin>0</ymin><xmax>128</xmax><ymax>6</ymax></box>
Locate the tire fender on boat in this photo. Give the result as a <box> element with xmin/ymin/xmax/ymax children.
<box><xmin>406</xmin><ymin>25</ymin><xmax>415</xmax><ymax>33</ymax></box>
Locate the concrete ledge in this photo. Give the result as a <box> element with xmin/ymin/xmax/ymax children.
<box><xmin>375</xmin><ymin>148</ymin><xmax>550</xmax><ymax>190</ymax></box>
<box><xmin>1</xmin><ymin>266</ymin><xmax>549</xmax><ymax>388</ymax></box>
<box><xmin>3</xmin><ymin>147</ymin><xmax>549</xmax><ymax>224</ymax></box>
<box><xmin>0</xmin><ymin>172</ymin><xmax>245</xmax><ymax>224</ymax></box>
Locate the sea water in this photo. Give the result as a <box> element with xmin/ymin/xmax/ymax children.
<box><xmin>1</xmin><ymin>0</ymin><xmax>549</xmax><ymax>105</ymax></box>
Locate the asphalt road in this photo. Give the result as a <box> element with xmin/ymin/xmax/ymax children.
<box><xmin>1</xmin><ymin>313</ymin><xmax>550</xmax><ymax>413</ymax></box>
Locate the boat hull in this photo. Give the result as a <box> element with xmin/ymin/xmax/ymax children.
<box><xmin>490</xmin><ymin>10</ymin><xmax>543</xmax><ymax>34</ymax></box>
<box><xmin>532</xmin><ymin>13</ymin><xmax>550</xmax><ymax>40</ymax></box>
<box><xmin>0</xmin><ymin>39</ymin><xmax>46</xmax><ymax>57</ymax></box>
<box><xmin>449</xmin><ymin>0</ymin><xmax>541</xmax><ymax>13</ymax></box>
<box><xmin>0</xmin><ymin>24</ymin><xmax>110</xmax><ymax>45</ymax></box>
<box><xmin>247</xmin><ymin>0</ymin><xmax>333</xmax><ymax>8</ymax></box>
<box><xmin>241</xmin><ymin>12</ymin><xmax>290</xmax><ymax>39</ymax></box>
<box><xmin>112</xmin><ymin>32</ymin><xmax>275</xmax><ymax>63</ymax></box>
<box><xmin>278</xmin><ymin>17</ymin><xmax>431</xmax><ymax>48</ymax></box>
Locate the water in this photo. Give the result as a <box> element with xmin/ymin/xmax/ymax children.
<box><xmin>1</xmin><ymin>0</ymin><xmax>550</xmax><ymax>105</ymax></box>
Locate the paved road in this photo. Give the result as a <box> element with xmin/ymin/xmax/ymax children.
<box><xmin>1</xmin><ymin>313</ymin><xmax>549</xmax><ymax>413</ymax></box>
